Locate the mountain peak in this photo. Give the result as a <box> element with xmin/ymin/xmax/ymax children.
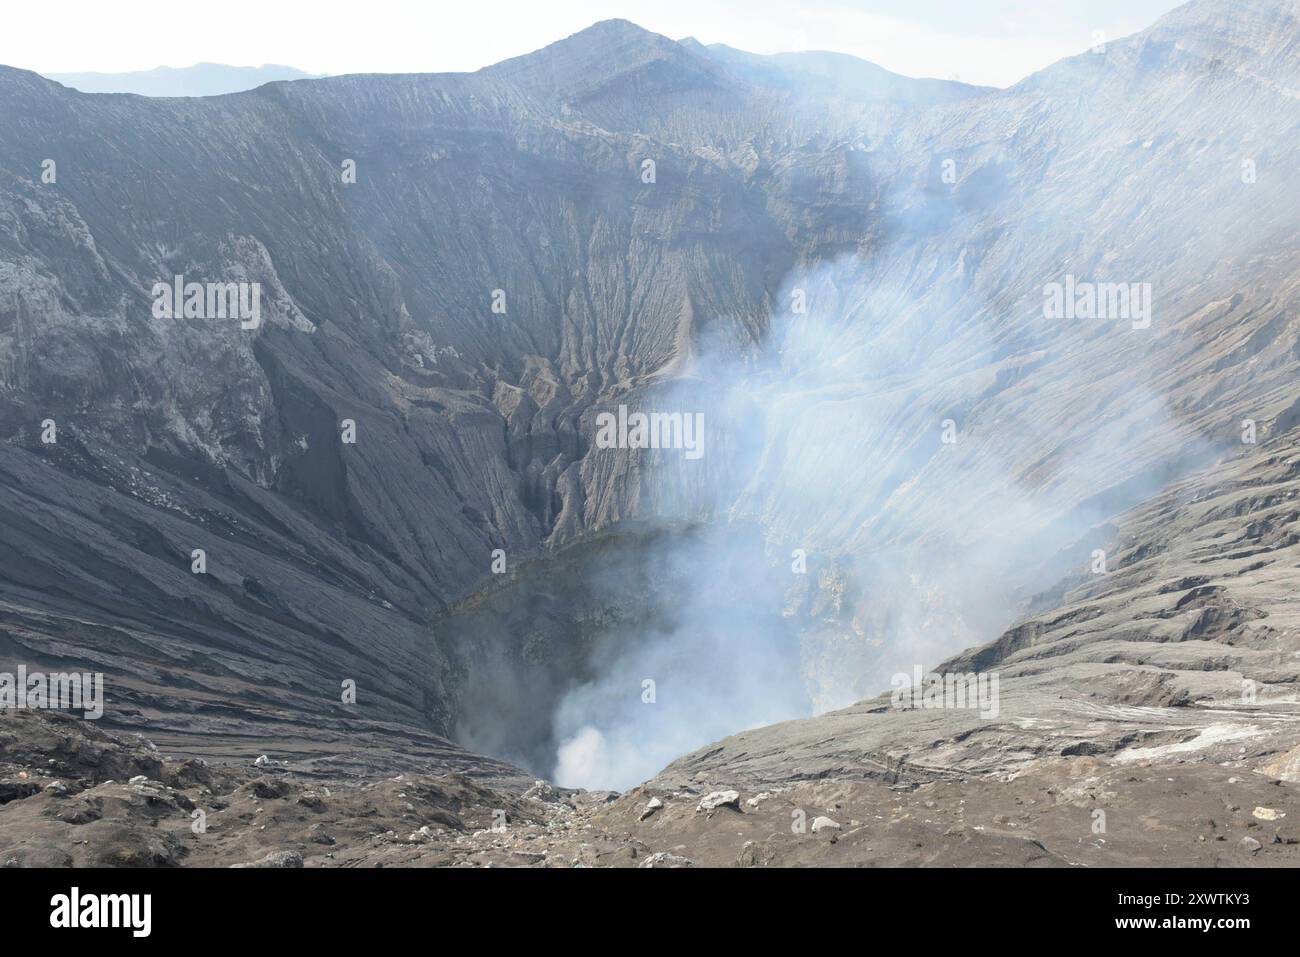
<box><xmin>481</xmin><ymin>18</ymin><xmax>724</xmax><ymax>101</ymax></box>
<box><xmin>696</xmin><ymin>43</ymin><xmax>991</xmax><ymax>102</ymax></box>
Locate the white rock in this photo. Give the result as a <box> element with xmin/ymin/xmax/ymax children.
<box><xmin>128</xmin><ymin>775</ymin><xmax>148</xmax><ymax>785</ymax></box>
<box><xmin>254</xmin><ymin>755</ymin><xmax>269</xmax><ymax>767</ymax></box>
<box><xmin>697</xmin><ymin>790</ymin><xmax>740</xmax><ymax>812</ymax></box>
<box><xmin>1253</xmin><ymin>806</ymin><xmax>1285</xmax><ymax>821</ymax></box>
<box><xmin>639</xmin><ymin>796</ymin><xmax>664</xmax><ymax>821</ymax></box>
<box><xmin>811</xmin><ymin>816</ymin><xmax>841</xmax><ymax>833</ymax></box>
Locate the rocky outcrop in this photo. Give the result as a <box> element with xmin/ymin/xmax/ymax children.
<box><xmin>6</xmin><ymin>707</ymin><xmax>1298</xmax><ymax>867</ymax></box>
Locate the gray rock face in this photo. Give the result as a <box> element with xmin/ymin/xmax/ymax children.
<box><xmin>0</xmin><ymin>2</ymin><xmax>1298</xmax><ymax>799</ymax></box>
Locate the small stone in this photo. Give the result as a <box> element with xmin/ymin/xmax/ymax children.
<box><xmin>697</xmin><ymin>790</ymin><xmax>740</xmax><ymax>813</ymax></box>
<box><xmin>523</xmin><ymin>779</ymin><xmax>564</xmax><ymax>804</ymax></box>
<box><xmin>1240</xmin><ymin>836</ymin><xmax>1262</xmax><ymax>854</ymax></box>
<box><xmin>1252</xmin><ymin>806</ymin><xmax>1284</xmax><ymax>821</ymax></box>
<box><xmin>307</xmin><ymin>824</ymin><xmax>336</xmax><ymax>846</ymax></box>
<box><xmin>233</xmin><ymin>850</ymin><xmax>304</xmax><ymax>868</ymax></box>
<box><xmin>639</xmin><ymin>851</ymin><xmax>694</xmax><ymax>868</ymax></box>
<box><xmin>253</xmin><ymin>755</ymin><xmax>269</xmax><ymax>767</ymax></box>
<box><xmin>250</xmin><ymin>779</ymin><xmax>289</xmax><ymax>799</ymax></box>
<box><xmin>811</xmin><ymin>816</ymin><xmax>842</xmax><ymax>833</ymax></box>
<box><xmin>640</xmin><ymin>797</ymin><xmax>663</xmax><ymax>821</ymax></box>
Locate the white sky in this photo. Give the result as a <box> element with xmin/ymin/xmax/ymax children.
<box><xmin>3</xmin><ymin>0</ymin><xmax>1185</xmax><ymax>88</ymax></box>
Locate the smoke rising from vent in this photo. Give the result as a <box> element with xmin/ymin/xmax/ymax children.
<box><xmin>548</xmin><ymin>253</ymin><xmax>1210</xmax><ymax>790</ymax></box>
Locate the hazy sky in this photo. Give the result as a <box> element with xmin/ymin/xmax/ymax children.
<box><xmin>7</xmin><ymin>0</ymin><xmax>1186</xmax><ymax>88</ymax></box>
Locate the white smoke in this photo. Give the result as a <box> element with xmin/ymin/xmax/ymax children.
<box><xmin>549</xmin><ymin>250</ymin><xmax>1210</xmax><ymax>790</ymax></box>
